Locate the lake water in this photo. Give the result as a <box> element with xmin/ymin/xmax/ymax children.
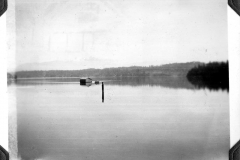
<box><xmin>8</xmin><ymin>77</ymin><xmax>229</xmax><ymax>160</ymax></box>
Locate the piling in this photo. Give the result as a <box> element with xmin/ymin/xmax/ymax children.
<box><xmin>102</xmin><ymin>82</ymin><xmax>104</xmax><ymax>103</ymax></box>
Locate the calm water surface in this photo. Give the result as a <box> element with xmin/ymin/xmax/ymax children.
<box><xmin>8</xmin><ymin>77</ymin><xmax>229</xmax><ymax>160</ymax></box>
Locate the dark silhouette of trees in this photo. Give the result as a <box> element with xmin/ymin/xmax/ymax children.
<box><xmin>187</xmin><ymin>61</ymin><xmax>229</xmax><ymax>91</ymax></box>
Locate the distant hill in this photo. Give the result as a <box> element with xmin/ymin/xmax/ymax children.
<box><xmin>10</xmin><ymin>62</ymin><xmax>202</xmax><ymax>78</ymax></box>
<box><xmin>16</xmin><ymin>58</ymin><xmax>115</xmax><ymax>71</ymax></box>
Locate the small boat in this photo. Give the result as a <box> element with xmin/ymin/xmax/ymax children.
<box><xmin>95</xmin><ymin>81</ymin><xmax>100</xmax><ymax>84</ymax></box>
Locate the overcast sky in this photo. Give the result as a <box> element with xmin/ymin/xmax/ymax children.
<box><xmin>13</xmin><ymin>0</ymin><xmax>228</xmax><ymax>71</ymax></box>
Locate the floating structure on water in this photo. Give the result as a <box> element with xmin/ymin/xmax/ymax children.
<box><xmin>79</xmin><ymin>78</ymin><xmax>101</xmax><ymax>86</ymax></box>
<box><xmin>80</xmin><ymin>78</ymin><xmax>92</xmax><ymax>84</ymax></box>
<box><xmin>94</xmin><ymin>81</ymin><xmax>100</xmax><ymax>84</ymax></box>
<box><xmin>79</xmin><ymin>77</ymin><xmax>104</xmax><ymax>102</ymax></box>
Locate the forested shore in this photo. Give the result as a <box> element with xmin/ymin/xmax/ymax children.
<box><xmin>8</xmin><ymin>62</ymin><xmax>201</xmax><ymax>79</ymax></box>
<box><xmin>187</xmin><ymin>61</ymin><xmax>229</xmax><ymax>91</ymax></box>
<box><xmin>8</xmin><ymin>61</ymin><xmax>229</xmax><ymax>91</ymax></box>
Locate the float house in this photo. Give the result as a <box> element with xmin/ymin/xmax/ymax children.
<box><xmin>80</xmin><ymin>78</ymin><xmax>92</xmax><ymax>85</ymax></box>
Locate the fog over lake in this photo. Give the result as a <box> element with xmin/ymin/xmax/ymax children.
<box><xmin>8</xmin><ymin>77</ymin><xmax>229</xmax><ymax>160</ymax></box>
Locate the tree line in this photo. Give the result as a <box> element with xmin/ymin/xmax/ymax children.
<box><xmin>187</xmin><ymin>61</ymin><xmax>229</xmax><ymax>91</ymax></box>
<box><xmin>9</xmin><ymin>62</ymin><xmax>201</xmax><ymax>78</ymax></box>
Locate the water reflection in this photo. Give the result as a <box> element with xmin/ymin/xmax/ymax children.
<box><xmin>9</xmin><ymin>76</ymin><xmax>229</xmax><ymax>92</ymax></box>
<box><xmin>10</xmin><ymin>76</ymin><xmax>193</xmax><ymax>88</ymax></box>
<box><xmin>80</xmin><ymin>82</ymin><xmax>92</xmax><ymax>87</ymax></box>
<box><xmin>8</xmin><ymin>76</ymin><xmax>229</xmax><ymax>160</ymax></box>
<box><xmin>187</xmin><ymin>76</ymin><xmax>229</xmax><ymax>92</ymax></box>
<box><xmin>104</xmin><ymin>76</ymin><xmax>194</xmax><ymax>89</ymax></box>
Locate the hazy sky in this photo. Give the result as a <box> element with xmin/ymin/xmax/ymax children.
<box><xmin>14</xmin><ymin>0</ymin><xmax>228</xmax><ymax>70</ymax></box>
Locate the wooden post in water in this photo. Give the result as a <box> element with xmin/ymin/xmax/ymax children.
<box><xmin>102</xmin><ymin>82</ymin><xmax>104</xmax><ymax>103</ymax></box>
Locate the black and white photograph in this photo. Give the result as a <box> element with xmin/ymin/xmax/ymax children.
<box><xmin>7</xmin><ymin>0</ymin><xmax>230</xmax><ymax>160</ymax></box>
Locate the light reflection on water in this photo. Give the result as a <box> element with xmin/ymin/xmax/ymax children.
<box><xmin>8</xmin><ymin>77</ymin><xmax>229</xmax><ymax>160</ymax></box>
